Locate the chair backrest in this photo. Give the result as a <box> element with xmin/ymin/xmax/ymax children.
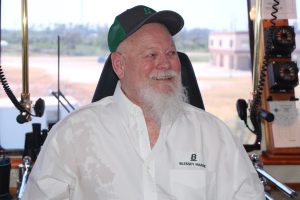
<box><xmin>92</xmin><ymin>51</ymin><xmax>205</xmax><ymax>110</ymax></box>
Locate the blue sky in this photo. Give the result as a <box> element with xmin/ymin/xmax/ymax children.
<box><xmin>1</xmin><ymin>0</ymin><xmax>300</xmax><ymax>31</ymax></box>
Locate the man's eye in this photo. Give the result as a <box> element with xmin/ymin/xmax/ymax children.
<box><xmin>146</xmin><ymin>53</ymin><xmax>156</xmax><ymax>58</ymax></box>
<box><xmin>168</xmin><ymin>51</ymin><xmax>177</xmax><ymax>56</ymax></box>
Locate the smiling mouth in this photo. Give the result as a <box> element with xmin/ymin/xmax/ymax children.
<box><xmin>150</xmin><ymin>71</ymin><xmax>177</xmax><ymax>80</ymax></box>
<box><xmin>151</xmin><ymin>75</ymin><xmax>174</xmax><ymax>80</ymax></box>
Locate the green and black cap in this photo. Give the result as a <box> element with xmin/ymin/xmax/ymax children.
<box><xmin>107</xmin><ymin>5</ymin><xmax>184</xmax><ymax>52</ymax></box>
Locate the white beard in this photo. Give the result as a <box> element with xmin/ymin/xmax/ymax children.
<box><xmin>139</xmin><ymin>72</ymin><xmax>188</xmax><ymax>125</ymax></box>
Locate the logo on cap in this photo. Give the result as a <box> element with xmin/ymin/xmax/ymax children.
<box><xmin>144</xmin><ymin>7</ymin><xmax>153</xmax><ymax>15</ymax></box>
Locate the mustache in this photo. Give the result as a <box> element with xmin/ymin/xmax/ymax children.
<box><xmin>149</xmin><ymin>70</ymin><xmax>178</xmax><ymax>80</ymax></box>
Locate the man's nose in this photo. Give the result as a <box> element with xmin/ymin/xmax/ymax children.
<box><xmin>157</xmin><ymin>54</ymin><xmax>171</xmax><ymax>69</ymax></box>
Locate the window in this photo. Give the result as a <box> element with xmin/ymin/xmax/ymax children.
<box><xmin>229</xmin><ymin>39</ymin><xmax>233</xmax><ymax>48</ymax></box>
<box><xmin>1</xmin><ymin>0</ymin><xmax>300</xmax><ymax>150</ymax></box>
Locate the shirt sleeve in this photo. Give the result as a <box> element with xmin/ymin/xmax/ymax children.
<box><xmin>22</xmin><ymin>121</ymin><xmax>77</xmax><ymax>200</ymax></box>
<box><xmin>232</xmin><ymin>138</ymin><xmax>265</xmax><ymax>200</ymax></box>
<box><xmin>209</xmin><ymin>117</ymin><xmax>265</xmax><ymax>200</ymax></box>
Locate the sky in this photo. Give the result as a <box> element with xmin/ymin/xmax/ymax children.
<box><xmin>1</xmin><ymin>0</ymin><xmax>300</xmax><ymax>31</ymax></box>
<box><xmin>2</xmin><ymin>0</ymin><xmax>250</xmax><ymax>31</ymax></box>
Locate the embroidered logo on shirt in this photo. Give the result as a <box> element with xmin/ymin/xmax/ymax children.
<box><xmin>178</xmin><ymin>153</ymin><xmax>206</xmax><ymax>168</ymax></box>
<box><xmin>190</xmin><ymin>154</ymin><xmax>197</xmax><ymax>161</ymax></box>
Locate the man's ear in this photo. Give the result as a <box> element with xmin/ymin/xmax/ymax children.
<box><xmin>111</xmin><ymin>52</ymin><xmax>125</xmax><ymax>79</ymax></box>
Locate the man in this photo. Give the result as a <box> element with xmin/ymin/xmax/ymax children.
<box><xmin>23</xmin><ymin>5</ymin><xmax>265</xmax><ymax>200</ymax></box>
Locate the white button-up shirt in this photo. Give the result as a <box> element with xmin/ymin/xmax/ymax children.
<box><xmin>22</xmin><ymin>83</ymin><xmax>265</xmax><ymax>200</ymax></box>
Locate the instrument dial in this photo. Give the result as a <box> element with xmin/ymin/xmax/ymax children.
<box><xmin>274</xmin><ymin>26</ymin><xmax>295</xmax><ymax>46</ymax></box>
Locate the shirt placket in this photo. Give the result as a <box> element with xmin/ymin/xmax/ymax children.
<box><xmin>143</xmin><ymin>159</ymin><xmax>157</xmax><ymax>200</ymax></box>
<box><xmin>132</xmin><ymin>109</ymin><xmax>158</xmax><ymax>200</ymax></box>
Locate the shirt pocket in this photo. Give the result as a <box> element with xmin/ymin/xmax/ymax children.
<box><xmin>170</xmin><ymin>169</ymin><xmax>208</xmax><ymax>200</ymax></box>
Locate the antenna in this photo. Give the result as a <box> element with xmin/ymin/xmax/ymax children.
<box><xmin>50</xmin><ymin>35</ymin><xmax>75</xmax><ymax>122</ymax></box>
<box><xmin>0</xmin><ymin>0</ymin><xmax>44</xmax><ymax>124</ymax></box>
<box><xmin>57</xmin><ymin>35</ymin><xmax>61</xmax><ymax>121</ymax></box>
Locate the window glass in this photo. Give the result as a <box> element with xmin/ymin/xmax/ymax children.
<box><xmin>0</xmin><ymin>0</ymin><xmax>300</xmax><ymax>150</ymax></box>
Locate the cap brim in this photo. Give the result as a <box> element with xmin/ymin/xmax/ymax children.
<box><xmin>126</xmin><ymin>10</ymin><xmax>184</xmax><ymax>40</ymax></box>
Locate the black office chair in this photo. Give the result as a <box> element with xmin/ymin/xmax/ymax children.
<box><xmin>92</xmin><ymin>51</ymin><xmax>205</xmax><ymax>110</ymax></box>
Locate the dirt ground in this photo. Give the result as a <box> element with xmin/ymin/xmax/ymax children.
<box><xmin>1</xmin><ymin>55</ymin><xmax>299</xmax><ymax>140</ymax></box>
<box><xmin>0</xmin><ymin>56</ymin><xmax>253</xmax><ymax>115</ymax></box>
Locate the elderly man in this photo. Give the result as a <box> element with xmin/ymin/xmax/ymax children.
<box><xmin>22</xmin><ymin>5</ymin><xmax>265</xmax><ymax>200</ymax></box>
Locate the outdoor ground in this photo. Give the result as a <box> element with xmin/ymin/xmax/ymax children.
<box><xmin>0</xmin><ymin>55</ymin><xmax>252</xmax><ymax>119</ymax></box>
<box><xmin>1</xmin><ymin>55</ymin><xmax>300</xmax><ymax>142</ymax></box>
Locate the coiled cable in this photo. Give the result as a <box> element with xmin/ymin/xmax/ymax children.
<box><xmin>270</xmin><ymin>0</ymin><xmax>279</xmax><ymax>26</ymax></box>
<box><xmin>0</xmin><ymin>65</ymin><xmax>29</xmax><ymax>114</ymax></box>
<box><xmin>248</xmin><ymin>0</ymin><xmax>279</xmax><ymax>134</ymax></box>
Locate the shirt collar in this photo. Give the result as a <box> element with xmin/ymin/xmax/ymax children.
<box><xmin>113</xmin><ymin>81</ymin><xmax>143</xmax><ymax>116</ymax></box>
<box><xmin>113</xmin><ymin>81</ymin><xmax>152</xmax><ymax>158</ymax></box>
